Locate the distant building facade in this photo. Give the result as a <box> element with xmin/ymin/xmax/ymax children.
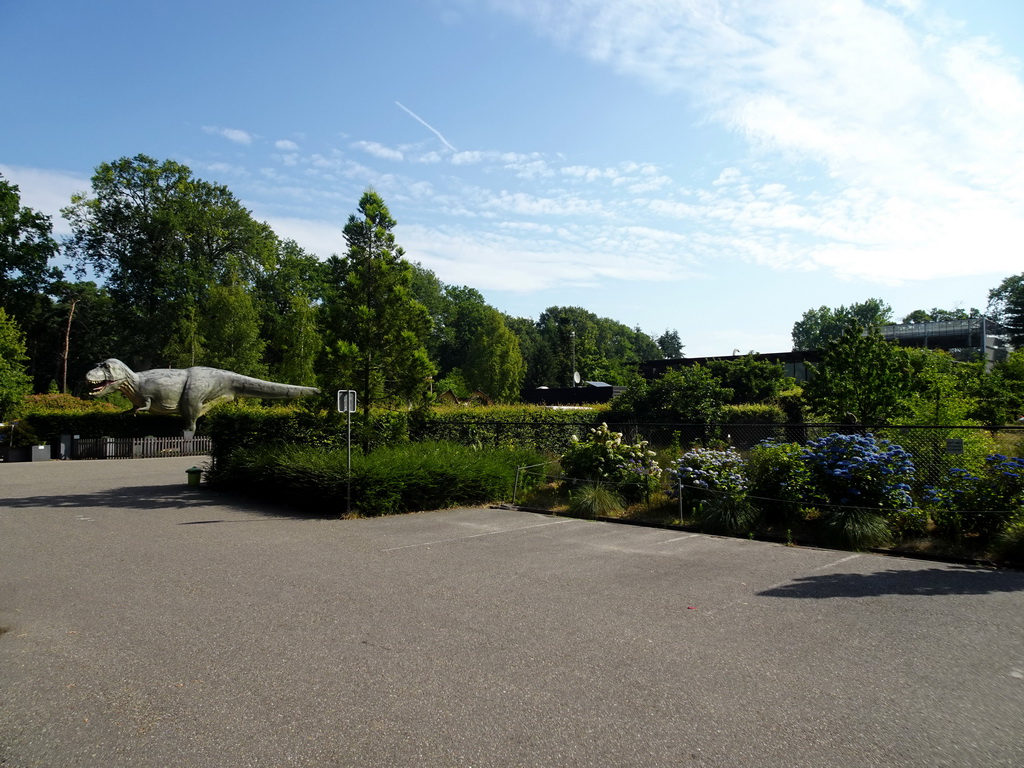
<box><xmin>877</xmin><ymin>316</ymin><xmax>1009</xmax><ymax>366</ymax></box>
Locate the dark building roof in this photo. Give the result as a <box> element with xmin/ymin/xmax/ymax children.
<box><xmin>520</xmin><ymin>385</ymin><xmax>626</xmax><ymax>406</ymax></box>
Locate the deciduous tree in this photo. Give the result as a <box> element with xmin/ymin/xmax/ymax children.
<box><xmin>612</xmin><ymin>365</ymin><xmax>732</xmax><ymax>423</ymax></box>
<box><xmin>463</xmin><ymin>308</ymin><xmax>526</xmax><ymax>402</ymax></box>
<box><xmin>803</xmin><ymin>323</ymin><xmax>914</xmax><ymax>424</ymax></box>
<box><xmin>62</xmin><ymin>155</ymin><xmax>277</xmax><ymax>367</ymax></box>
<box><xmin>0</xmin><ymin>307</ymin><xmax>32</xmax><ymax>419</ymax></box>
<box><xmin>988</xmin><ymin>274</ymin><xmax>1024</xmax><ymax>347</ymax></box>
<box><xmin>792</xmin><ymin>298</ymin><xmax>892</xmax><ymax>351</ymax></box>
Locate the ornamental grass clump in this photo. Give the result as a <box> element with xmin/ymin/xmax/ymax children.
<box><xmin>667</xmin><ymin>447</ymin><xmax>758</xmax><ymax>534</ymax></box>
<box><xmin>925</xmin><ymin>454</ymin><xmax>1024</xmax><ymax>541</ymax></box>
<box><xmin>567</xmin><ymin>483</ymin><xmax>625</xmax><ymax>518</ymax></box>
<box><xmin>800</xmin><ymin>433</ymin><xmax>916</xmax><ymax>549</ymax></box>
<box><xmin>559</xmin><ymin>423</ymin><xmax>661</xmax><ymax>502</ymax></box>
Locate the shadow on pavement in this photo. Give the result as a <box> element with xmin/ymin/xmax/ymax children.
<box><xmin>0</xmin><ymin>485</ymin><xmax>226</xmax><ymax>511</ymax></box>
<box><xmin>758</xmin><ymin>565</ymin><xmax>1024</xmax><ymax>599</ymax></box>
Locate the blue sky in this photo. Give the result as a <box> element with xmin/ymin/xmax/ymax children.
<box><xmin>4</xmin><ymin>0</ymin><xmax>1024</xmax><ymax>356</ymax></box>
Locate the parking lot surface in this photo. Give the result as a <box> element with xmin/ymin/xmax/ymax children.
<box><xmin>1</xmin><ymin>457</ymin><xmax>1023</xmax><ymax>767</ymax></box>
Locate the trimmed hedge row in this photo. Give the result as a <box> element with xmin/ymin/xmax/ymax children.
<box><xmin>17</xmin><ymin>399</ymin><xmax>788</xmax><ymax>456</ymax></box>
<box><xmin>202</xmin><ymin>403</ymin><xmax>604</xmax><ymax>465</ymax></box>
<box><xmin>208</xmin><ymin>441</ymin><xmax>546</xmax><ymax>516</ymax></box>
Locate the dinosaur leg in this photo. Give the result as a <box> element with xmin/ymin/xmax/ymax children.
<box><xmin>181</xmin><ymin>393</ymin><xmax>236</xmax><ymax>432</ymax></box>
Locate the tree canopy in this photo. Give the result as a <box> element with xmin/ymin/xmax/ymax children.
<box><xmin>321</xmin><ymin>190</ymin><xmax>435</xmax><ymax>426</ymax></box>
<box><xmin>803</xmin><ymin>323</ymin><xmax>914</xmax><ymax>424</ymax></box>
<box><xmin>0</xmin><ymin>307</ymin><xmax>32</xmax><ymax>420</ymax></box>
<box><xmin>988</xmin><ymin>274</ymin><xmax>1024</xmax><ymax>348</ymax></box>
<box><xmin>62</xmin><ymin>155</ymin><xmax>279</xmax><ymax>368</ymax></box>
<box><xmin>10</xmin><ymin>151</ymin><xmax>1024</xmax><ymax>429</ymax></box>
<box><xmin>792</xmin><ymin>298</ymin><xmax>892</xmax><ymax>351</ymax></box>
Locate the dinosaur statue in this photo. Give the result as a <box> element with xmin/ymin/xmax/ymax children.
<box><xmin>86</xmin><ymin>358</ymin><xmax>320</xmax><ymax>433</ymax></box>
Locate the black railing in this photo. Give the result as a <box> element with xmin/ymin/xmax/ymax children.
<box><xmin>71</xmin><ymin>435</ymin><xmax>213</xmax><ymax>460</ymax></box>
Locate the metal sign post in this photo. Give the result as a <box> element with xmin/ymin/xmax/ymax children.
<box><xmin>337</xmin><ymin>390</ymin><xmax>357</xmax><ymax>514</ymax></box>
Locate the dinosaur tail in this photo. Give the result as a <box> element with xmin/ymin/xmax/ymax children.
<box><xmin>226</xmin><ymin>373</ymin><xmax>320</xmax><ymax>400</ymax></box>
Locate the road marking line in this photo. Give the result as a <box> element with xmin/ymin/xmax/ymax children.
<box><xmin>661</xmin><ymin>534</ymin><xmax>700</xmax><ymax>544</ymax></box>
<box><xmin>381</xmin><ymin>518</ymin><xmax>578</xmax><ymax>552</ymax></box>
<box><xmin>810</xmin><ymin>554</ymin><xmax>861</xmax><ymax>571</ymax></box>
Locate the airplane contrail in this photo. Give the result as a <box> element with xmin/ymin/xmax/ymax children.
<box><xmin>395</xmin><ymin>101</ymin><xmax>457</xmax><ymax>153</ymax></box>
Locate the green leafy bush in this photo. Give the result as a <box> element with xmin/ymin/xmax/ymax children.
<box><xmin>666</xmin><ymin>447</ymin><xmax>758</xmax><ymax>533</ymax></box>
<box><xmin>412</xmin><ymin>405</ymin><xmax>597</xmax><ymax>452</ymax></box>
<box><xmin>559</xmin><ymin>422</ymin><xmax>661</xmax><ymax>502</ymax></box>
<box><xmin>747</xmin><ymin>441</ymin><xmax>810</xmax><ymax>524</ymax></box>
<box><xmin>925</xmin><ymin>455</ymin><xmax>1024</xmax><ymax>541</ymax></box>
<box><xmin>209</xmin><ymin>441</ymin><xmax>544</xmax><ymax>515</ymax></box>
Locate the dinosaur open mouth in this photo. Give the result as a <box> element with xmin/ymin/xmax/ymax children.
<box><xmin>90</xmin><ymin>379</ymin><xmax>117</xmax><ymax>395</ymax></box>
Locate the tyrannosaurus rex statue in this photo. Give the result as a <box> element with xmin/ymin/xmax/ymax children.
<box><xmin>86</xmin><ymin>358</ymin><xmax>320</xmax><ymax>432</ymax></box>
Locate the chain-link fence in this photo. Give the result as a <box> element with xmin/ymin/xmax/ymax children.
<box><xmin>420</xmin><ymin>419</ymin><xmax>1024</xmax><ymax>496</ymax></box>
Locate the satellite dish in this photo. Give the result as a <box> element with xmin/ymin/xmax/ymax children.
<box><xmin>573</xmin><ymin>371</ymin><xmax>581</xmax><ymax>385</ymax></box>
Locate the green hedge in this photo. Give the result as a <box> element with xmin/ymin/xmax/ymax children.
<box><xmin>209</xmin><ymin>441</ymin><xmax>545</xmax><ymax>515</ymax></box>
<box><xmin>411</xmin><ymin>405</ymin><xmax>601</xmax><ymax>452</ymax></box>
<box><xmin>203</xmin><ymin>403</ymin><xmax>411</xmax><ymax>467</ymax></box>
<box><xmin>721</xmin><ymin>403</ymin><xmax>786</xmax><ymax>424</ymax></box>
<box><xmin>19</xmin><ymin>410</ymin><xmax>189</xmax><ymax>441</ymax></box>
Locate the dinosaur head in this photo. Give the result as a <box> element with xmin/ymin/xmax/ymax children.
<box><xmin>85</xmin><ymin>359</ymin><xmax>134</xmax><ymax>397</ymax></box>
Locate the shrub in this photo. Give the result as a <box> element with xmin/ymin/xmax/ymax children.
<box><xmin>559</xmin><ymin>422</ymin><xmax>661</xmax><ymax>502</ymax></box>
<box><xmin>992</xmin><ymin>513</ymin><xmax>1024</xmax><ymax>564</ymax></box>
<box><xmin>666</xmin><ymin>447</ymin><xmax>758</xmax><ymax>533</ymax></box>
<box><xmin>800</xmin><ymin>433</ymin><xmax>915</xmax><ymax>511</ymax></box>
<box><xmin>696</xmin><ymin>493</ymin><xmax>760</xmax><ymax>536</ymax></box>
<box><xmin>21</xmin><ymin>393</ymin><xmax>120</xmax><ymax>414</ymax></box>
<box><xmin>209</xmin><ymin>441</ymin><xmax>544</xmax><ymax>515</ymax></box>
<box><xmin>818</xmin><ymin>506</ymin><xmax>893</xmax><ymax>550</ymax></box>
<box><xmin>412</xmin><ymin>405</ymin><xmax>596</xmax><ymax>452</ymax></box>
<box><xmin>925</xmin><ymin>454</ymin><xmax>1024</xmax><ymax>541</ymax></box>
<box><xmin>747</xmin><ymin>440</ymin><xmax>810</xmax><ymax>524</ymax></box>
<box><xmin>799</xmin><ymin>432</ymin><xmax>914</xmax><ymax>550</ymax></box>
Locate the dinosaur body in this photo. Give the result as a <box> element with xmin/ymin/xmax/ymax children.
<box><xmin>86</xmin><ymin>358</ymin><xmax>319</xmax><ymax>432</ymax></box>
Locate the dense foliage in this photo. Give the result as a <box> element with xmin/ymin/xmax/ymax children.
<box><xmin>2</xmin><ymin>163</ymin><xmax>678</xmax><ymax>401</ymax></box>
<box><xmin>209</xmin><ymin>441</ymin><xmax>545</xmax><ymax>516</ymax></box>
<box><xmin>791</xmin><ymin>298</ymin><xmax>892</xmax><ymax>351</ymax></box>
<box><xmin>926</xmin><ymin>455</ymin><xmax>1024</xmax><ymax>540</ymax></box>
<box><xmin>0</xmin><ymin>307</ymin><xmax>32</xmax><ymax>420</ymax></box>
<box><xmin>559</xmin><ymin>422</ymin><xmax>661</xmax><ymax>502</ymax></box>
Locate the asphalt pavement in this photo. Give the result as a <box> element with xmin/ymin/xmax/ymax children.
<box><xmin>1</xmin><ymin>456</ymin><xmax>1023</xmax><ymax>767</ymax></box>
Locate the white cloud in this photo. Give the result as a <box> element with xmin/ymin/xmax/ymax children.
<box><xmin>486</xmin><ymin>0</ymin><xmax>1024</xmax><ymax>285</ymax></box>
<box><xmin>275</xmin><ymin>139</ymin><xmax>299</xmax><ymax>151</ymax></box>
<box><xmin>202</xmin><ymin>125</ymin><xmax>253</xmax><ymax>145</ymax></box>
<box><xmin>451</xmin><ymin>150</ymin><xmax>486</xmax><ymax>165</ymax></box>
<box><xmin>399</xmin><ymin>223</ymin><xmax>688</xmax><ymax>293</ymax></box>
<box><xmin>0</xmin><ymin>164</ymin><xmax>89</xmax><ymax>235</ymax></box>
<box><xmin>351</xmin><ymin>140</ymin><xmax>404</xmax><ymax>161</ymax></box>
<box><xmin>260</xmin><ymin>215</ymin><xmax>341</xmax><ymax>259</ymax></box>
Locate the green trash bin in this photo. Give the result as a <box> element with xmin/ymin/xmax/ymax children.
<box><xmin>186</xmin><ymin>466</ymin><xmax>203</xmax><ymax>487</ymax></box>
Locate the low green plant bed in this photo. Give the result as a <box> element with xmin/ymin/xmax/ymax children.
<box><xmin>209</xmin><ymin>441</ymin><xmax>545</xmax><ymax>516</ymax></box>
